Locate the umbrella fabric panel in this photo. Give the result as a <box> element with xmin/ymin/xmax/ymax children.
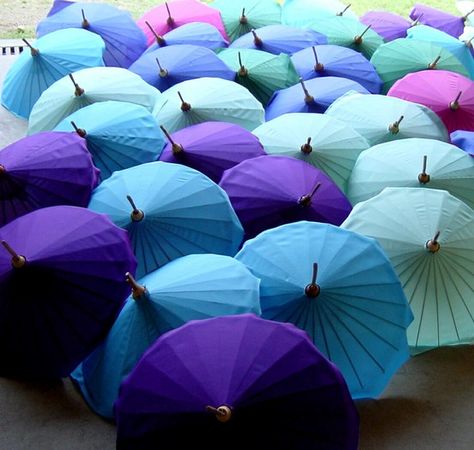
<box><xmin>451</xmin><ymin>130</ymin><xmax>474</xmax><ymax>156</ymax></box>
<box><xmin>409</xmin><ymin>3</ymin><xmax>466</xmax><ymax>37</ymax></box>
<box><xmin>282</xmin><ymin>0</ymin><xmax>358</xmax><ymax>27</ymax></box>
<box><xmin>359</xmin><ymin>11</ymin><xmax>412</xmax><ymax>42</ymax></box>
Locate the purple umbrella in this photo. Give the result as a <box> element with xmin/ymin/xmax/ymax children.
<box><xmin>451</xmin><ymin>130</ymin><xmax>474</xmax><ymax>156</ymax></box>
<box><xmin>159</xmin><ymin>121</ymin><xmax>266</xmax><ymax>182</ymax></box>
<box><xmin>219</xmin><ymin>155</ymin><xmax>352</xmax><ymax>240</ymax></box>
<box><xmin>0</xmin><ymin>132</ymin><xmax>99</xmax><ymax>226</ymax></box>
<box><xmin>0</xmin><ymin>205</ymin><xmax>137</xmax><ymax>379</ymax></box>
<box><xmin>115</xmin><ymin>314</ymin><xmax>359</xmax><ymax>450</ymax></box>
<box><xmin>359</xmin><ymin>11</ymin><xmax>412</xmax><ymax>42</ymax></box>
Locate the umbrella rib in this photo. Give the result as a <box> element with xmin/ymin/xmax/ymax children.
<box><xmin>415</xmin><ymin>257</ymin><xmax>433</xmax><ymax>347</ymax></box>
<box><xmin>437</xmin><ymin>257</ymin><xmax>460</xmax><ymax>343</ymax></box>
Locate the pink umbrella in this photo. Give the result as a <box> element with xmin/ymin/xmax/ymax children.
<box><xmin>388</xmin><ymin>70</ymin><xmax>474</xmax><ymax>133</ymax></box>
<box><xmin>137</xmin><ymin>0</ymin><xmax>228</xmax><ymax>46</ymax></box>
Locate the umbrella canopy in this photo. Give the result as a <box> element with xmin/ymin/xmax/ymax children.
<box><xmin>229</xmin><ymin>24</ymin><xmax>327</xmax><ymax>55</ymax></box>
<box><xmin>46</xmin><ymin>0</ymin><xmax>73</xmax><ymax>16</ymax></box>
<box><xmin>291</xmin><ymin>44</ymin><xmax>383</xmax><ymax>94</ymax></box>
<box><xmin>129</xmin><ymin>44</ymin><xmax>234</xmax><ymax>92</ymax></box>
<box><xmin>28</xmin><ymin>66</ymin><xmax>164</xmax><ymax>135</ymax></box>
<box><xmin>1</xmin><ymin>28</ymin><xmax>104</xmax><ymax>120</ymax></box>
<box><xmin>451</xmin><ymin>129</ymin><xmax>474</xmax><ymax>156</ymax></box>
<box><xmin>36</xmin><ymin>2</ymin><xmax>147</xmax><ymax>68</ymax></box>
<box><xmin>265</xmin><ymin>76</ymin><xmax>369</xmax><ymax>121</ymax></box>
<box><xmin>71</xmin><ymin>254</ymin><xmax>261</xmax><ymax>419</ymax></box>
<box><xmin>0</xmin><ymin>132</ymin><xmax>99</xmax><ymax>226</ymax></box>
<box><xmin>253</xmin><ymin>113</ymin><xmax>369</xmax><ymax>192</ymax></box>
<box><xmin>359</xmin><ymin>11</ymin><xmax>412</xmax><ymax>42</ymax></box>
<box><xmin>219</xmin><ymin>155</ymin><xmax>352</xmax><ymax>240</ymax></box>
<box><xmin>325</xmin><ymin>91</ymin><xmax>450</xmax><ymax>146</ymax></box>
<box><xmin>115</xmin><ymin>313</ymin><xmax>359</xmax><ymax>450</ymax></box>
<box><xmin>54</xmin><ymin>101</ymin><xmax>165</xmax><ymax>181</ymax></box>
<box><xmin>282</xmin><ymin>0</ymin><xmax>358</xmax><ymax>27</ymax></box>
<box><xmin>159</xmin><ymin>121</ymin><xmax>266</xmax><ymax>183</ymax></box>
<box><xmin>347</xmin><ymin>138</ymin><xmax>474</xmax><ymax>207</ymax></box>
<box><xmin>0</xmin><ymin>205</ymin><xmax>136</xmax><ymax>379</ymax></box>
<box><xmin>88</xmin><ymin>161</ymin><xmax>243</xmax><ymax>279</ymax></box>
<box><xmin>211</xmin><ymin>0</ymin><xmax>282</xmax><ymax>42</ymax></box>
<box><xmin>387</xmin><ymin>70</ymin><xmax>474</xmax><ymax>133</ymax></box>
<box><xmin>235</xmin><ymin>221</ymin><xmax>413</xmax><ymax>399</ymax></box>
<box><xmin>155</xmin><ymin>77</ymin><xmax>265</xmax><ymax>133</ymax></box>
<box><xmin>370</xmin><ymin>38</ymin><xmax>470</xmax><ymax>94</ymax></box>
<box><xmin>137</xmin><ymin>0</ymin><xmax>228</xmax><ymax>47</ymax></box>
<box><xmin>217</xmin><ymin>48</ymin><xmax>300</xmax><ymax>106</ymax></box>
<box><xmin>342</xmin><ymin>187</ymin><xmax>474</xmax><ymax>354</ymax></box>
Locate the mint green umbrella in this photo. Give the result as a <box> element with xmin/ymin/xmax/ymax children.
<box><xmin>342</xmin><ymin>187</ymin><xmax>474</xmax><ymax>354</ymax></box>
<box><xmin>217</xmin><ymin>48</ymin><xmax>299</xmax><ymax>106</ymax></box>
<box><xmin>253</xmin><ymin>112</ymin><xmax>369</xmax><ymax>192</ymax></box>
<box><xmin>348</xmin><ymin>138</ymin><xmax>474</xmax><ymax>206</ymax></box>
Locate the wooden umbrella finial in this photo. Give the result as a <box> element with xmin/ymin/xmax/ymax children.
<box><xmin>354</xmin><ymin>24</ymin><xmax>371</xmax><ymax>45</ymax></box>
<box><xmin>426</xmin><ymin>231</ymin><xmax>441</xmax><ymax>253</ymax></box>
<box><xmin>240</xmin><ymin>7</ymin><xmax>248</xmax><ymax>25</ymax></box>
<box><xmin>304</xmin><ymin>262</ymin><xmax>321</xmax><ymax>298</ymax></box>
<box><xmin>206</xmin><ymin>405</ymin><xmax>232</xmax><ymax>423</ymax></box>
<box><xmin>299</xmin><ymin>78</ymin><xmax>314</xmax><ymax>104</ymax></box>
<box><xmin>300</xmin><ymin>137</ymin><xmax>313</xmax><ymax>154</ymax></box>
<box><xmin>298</xmin><ymin>182</ymin><xmax>321</xmax><ymax>207</ymax></box>
<box><xmin>1</xmin><ymin>240</ymin><xmax>26</xmax><ymax>269</ymax></box>
<box><xmin>312</xmin><ymin>46</ymin><xmax>324</xmax><ymax>72</ymax></box>
<box><xmin>388</xmin><ymin>115</ymin><xmax>404</xmax><ymax>134</ymax></box>
<box><xmin>81</xmin><ymin>8</ymin><xmax>90</xmax><ymax>28</ymax></box>
<box><xmin>156</xmin><ymin>57</ymin><xmax>169</xmax><ymax>78</ymax></box>
<box><xmin>237</xmin><ymin>51</ymin><xmax>248</xmax><ymax>77</ymax></box>
<box><xmin>145</xmin><ymin>21</ymin><xmax>166</xmax><ymax>46</ymax></box>
<box><xmin>165</xmin><ymin>2</ymin><xmax>175</xmax><ymax>27</ymax></box>
<box><xmin>427</xmin><ymin>55</ymin><xmax>441</xmax><ymax>70</ymax></box>
<box><xmin>68</xmin><ymin>73</ymin><xmax>84</xmax><ymax>97</ymax></box>
<box><xmin>21</xmin><ymin>38</ymin><xmax>39</xmax><ymax>56</ymax></box>
<box><xmin>160</xmin><ymin>125</ymin><xmax>184</xmax><ymax>154</ymax></box>
<box><xmin>126</xmin><ymin>195</ymin><xmax>145</xmax><ymax>222</ymax></box>
<box><xmin>450</xmin><ymin>91</ymin><xmax>462</xmax><ymax>111</ymax></box>
<box><xmin>125</xmin><ymin>272</ymin><xmax>147</xmax><ymax>300</ymax></box>
<box><xmin>71</xmin><ymin>121</ymin><xmax>87</xmax><ymax>138</ymax></box>
<box><xmin>177</xmin><ymin>91</ymin><xmax>191</xmax><ymax>112</ymax></box>
<box><xmin>251</xmin><ymin>29</ymin><xmax>263</xmax><ymax>47</ymax></box>
<box><xmin>418</xmin><ymin>155</ymin><xmax>430</xmax><ymax>184</ymax></box>
<box><xmin>336</xmin><ymin>4</ymin><xmax>352</xmax><ymax>17</ymax></box>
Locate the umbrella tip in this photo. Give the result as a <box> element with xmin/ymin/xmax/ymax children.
<box><xmin>71</xmin><ymin>121</ymin><xmax>87</xmax><ymax>138</ymax></box>
<box><xmin>251</xmin><ymin>29</ymin><xmax>262</xmax><ymax>47</ymax></box>
<box><xmin>126</xmin><ymin>195</ymin><xmax>145</xmax><ymax>222</ymax></box>
<box><xmin>418</xmin><ymin>154</ymin><xmax>430</xmax><ymax>184</ymax></box>
<box><xmin>240</xmin><ymin>7</ymin><xmax>247</xmax><ymax>24</ymax></box>
<box><xmin>125</xmin><ymin>272</ymin><xmax>147</xmax><ymax>300</ymax></box>
<box><xmin>165</xmin><ymin>1</ymin><xmax>175</xmax><ymax>27</ymax></box>
<box><xmin>0</xmin><ymin>164</ymin><xmax>6</xmax><ymax>175</ymax></box>
<box><xmin>21</xmin><ymin>38</ymin><xmax>39</xmax><ymax>56</ymax></box>
<box><xmin>388</xmin><ymin>115</ymin><xmax>404</xmax><ymax>134</ymax></box>
<box><xmin>425</xmin><ymin>231</ymin><xmax>441</xmax><ymax>253</ymax></box>
<box><xmin>206</xmin><ymin>405</ymin><xmax>232</xmax><ymax>423</ymax></box>
<box><xmin>336</xmin><ymin>3</ymin><xmax>351</xmax><ymax>16</ymax></box>
<box><xmin>81</xmin><ymin>8</ymin><xmax>89</xmax><ymax>28</ymax></box>
<box><xmin>300</xmin><ymin>137</ymin><xmax>313</xmax><ymax>154</ymax></box>
<box><xmin>1</xmin><ymin>240</ymin><xmax>26</xmax><ymax>269</ymax></box>
<box><xmin>305</xmin><ymin>262</ymin><xmax>320</xmax><ymax>298</ymax></box>
<box><xmin>450</xmin><ymin>91</ymin><xmax>463</xmax><ymax>111</ymax></box>
<box><xmin>177</xmin><ymin>91</ymin><xmax>191</xmax><ymax>112</ymax></box>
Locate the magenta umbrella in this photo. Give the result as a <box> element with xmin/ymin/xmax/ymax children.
<box><xmin>388</xmin><ymin>70</ymin><xmax>474</xmax><ymax>133</ymax></box>
<box><xmin>359</xmin><ymin>11</ymin><xmax>412</xmax><ymax>42</ymax></box>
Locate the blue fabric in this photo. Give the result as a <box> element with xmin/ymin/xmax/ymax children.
<box><xmin>451</xmin><ymin>130</ymin><xmax>474</xmax><ymax>156</ymax></box>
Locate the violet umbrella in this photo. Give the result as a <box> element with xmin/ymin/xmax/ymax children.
<box><xmin>0</xmin><ymin>205</ymin><xmax>137</xmax><ymax>379</ymax></box>
<box><xmin>0</xmin><ymin>132</ymin><xmax>99</xmax><ymax>226</ymax></box>
<box><xmin>219</xmin><ymin>155</ymin><xmax>352</xmax><ymax>240</ymax></box>
<box><xmin>451</xmin><ymin>129</ymin><xmax>474</xmax><ymax>156</ymax></box>
<box><xmin>359</xmin><ymin>11</ymin><xmax>412</xmax><ymax>42</ymax></box>
<box><xmin>159</xmin><ymin>121</ymin><xmax>266</xmax><ymax>183</ymax></box>
<box><xmin>115</xmin><ymin>314</ymin><xmax>359</xmax><ymax>450</ymax></box>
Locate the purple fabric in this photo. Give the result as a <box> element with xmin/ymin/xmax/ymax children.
<box><xmin>0</xmin><ymin>132</ymin><xmax>100</xmax><ymax>226</ymax></box>
<box><xmin>159</xmin><ymin>121</ymin><xmax>266</xmax><ymax>182</ymax></box>
<box><xmin>409</xmin><ymin>3</ymin><xmax>466</xmax><ymax>38</ymax></box>
<box><xmin>360</xmin><ymin>11</ymin><xmax>412</xmax><ymax>42</ymax></box>
<box><xmin>451</xmin><ymin>130</ymin><xmax>474</xmax><ymax>156</ymax></box>
<box><xmin>115</xmin><ymin>314</ymin><xmax>359</xmax><ymax>450</ymax></box>
<box><xmin>0</xmin><ymin>205</ymin><xmax>137</xmax><ymax>379</ymax></box>
<box><xmin>219</xmin><ymin>155</ymin><xmax>352</xmax><ymax>240</ymax></box>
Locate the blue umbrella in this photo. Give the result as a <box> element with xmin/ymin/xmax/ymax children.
<box><xmin>54</xmin><ymin>101</ymin><xmax>165</xmax><ymax>181</ymax></box>
<box><xmin>235</xmin><ymin>221</ymin><xmax>413</xmax><ymax>399</ymax></box>
<box><xmin>451</xmin><ymin>129</ymin><xmax>474</xmax><ymax>156</ymax></box>
<box><xmin>129</xmin><ymin>44</ymin><xmax>235</xmax><ymax>91</ymax></box>
<box><xmin>46</xmin><ymin>0</ymin><xmax>73</xmax><ymax>17</ymax></box>
<box><xmin>88</xmin><ymin>161</ymin><xmax>244</xmax><ymax>279</ymax></box>
<box><xmin>71</xmin><ymin>254</ymin><xmax>261</xmax><ymax>419</ymax></box>
<box><xmin>265</xmin><ymin>76</ymin><xmax>369</xmax><ymax>121</ymax></box>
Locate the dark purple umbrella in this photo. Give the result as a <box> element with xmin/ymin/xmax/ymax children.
<box><xmin>359</xmin><ymin>11</ymin><xmax>412</xmax><ymax>42</ymax></box>
<box><xmin>0</xmin><ymin>205</ymin><xmax>137</xmax><ymax>379</ymax></box>
<box><xmin>219</xmin><ymin>155</ymin><xmax>352</xmax><ymax>240</ymax></box>
<box><xmin>115</xmin><ymin>314</ymin><xmax>359</xmax><ymax>450</ymax></box>
<box><xmin>159</xmin><ymin>121</ymin><xmax>266</xmax><ymax>182</ymax></box>
<box><xmin>0</xmin><ymin>132</ymin><xmax>99</xmax><ymax>226</ymax></box>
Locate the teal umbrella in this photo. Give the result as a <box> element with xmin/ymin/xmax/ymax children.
<box><xmin>217</xmin><ymin>48</ymin><xmax>300</xmax><ymax>106</ymax></box>
<box><xmin>253</xmin><ymin>112</ymin><xmax>369</xmax><ymax>192</ymax></box>
<box><xmin>324</xmin><ymin>91</ymin><xmax>450</xmax><ymax>146</ymax></box>
<box><xmin>342</xmin><ymin>187</ymin><xmax>474</xmax><ymax>354</ymax></box>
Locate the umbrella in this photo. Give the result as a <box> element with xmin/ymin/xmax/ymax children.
<box><xmin>387</xmin><ymin>70</ymin><xmax>474</xmax><ymax>133</ymax></box>
<box><xmin>115</xmin><ymin>314</ymin><xmax>359</xmax><ymax>449</ymax></box>
<box><xmin>265</xmin><ymin>76</ymin><xmax>369</xmax><ymax>121</ymax></box>
<box><xmin>451</xmin><ymin>129</ymin><xmax>474</xmax><ymax>156</ymax></box>
<box><xmin>253</xmin><ymin>112</ymin><xmax>369</xmax><ymax>192</ymax></box>
<box><xmin>460</xmin><ymin>26</ymin><xmax>474</xmax><ymax>57</ymax></box>
<box><xmin>36</xmin><ymin>2</ymin><xmax>147</xmax><ymax>68</ymax></box>
<box><xmin>217</xmin><ymin>48</ymin><xmax>300</xmax><ymax>106</ymax></box>
<box><xmin>46</xmin><ymin>0</ymin><xmax>73</xmax><ymax>17</ymax></box>
<box><xmin>219</xmin><ymin>155</ymin><xmax>352</xmax><ymax>240</ymax></box>
<box><xmin>229</xmin><ymin>24</ymin><xmax>327</xmax><ymax>55</ymax></box>
<box><xmin>88</xmin><ymin>161</ymin><xmax>244</xmax><ymax>279</ymax></box>
<box><xmin>0</xmin><ymin>132</ymin><xmax>99</xmax><ymax>226</ymax></box>
<box><xmin>211</xmin><ymin>0</ymin><xmax>282</xmax><ymax>42</ymax></box>
<box><xmin>1</xmin><ymin>28</ymin><xmax>105</xmax><ymax>120</ymax></box>
<box><xmin>137</xmin><ymin>0</ymin><xmax>228</xmax><ymax>47</ymax></box>
<box><xmin>291</xmin><ymin>44</ymin><xmax>383</xmax><ymax>94</ymax></box>
<box><xmin>325</xmin><ymin>91</ymin><xmax>450</xmax><ymax>146</ymax></box>
<box><xmin>342</xmin><ymin>187</ymin><xmax>474</xmax><ymax>354</ymax></box>
<box><xmin>370</xmin><ymin>38</ymin><xmax>470</xmax><ymax>94</ymax></box>
<box><xmin>129</xmin><ymin>44</ymin><xmax>235</xmax><ymax>92</ymax></box>
<box><xmin>347</xmin><ymin>138</ymin><xmax>474</xmax><ymax>207</ymax></box>
<box><xmin>0</xmin><ymin>205</ymin><xmax>136</xmax><ymax>379</ymax></box>
<box><xmin>71</xmin><ymin>254</ymin><xmax>261</xmax><ymax>419</ymax></box>
<box><xmin>235</xmin><ymin>221</ymin><xmax>413</xmax><ymax>398</ymax></box>
<box><xmin>158</xmin><ymin>121</ymin><xmax>266</xmax><ymax>183</ymax></box>
<box><xmin>359</xmin><ymin>11</ymin><xmax>412</xmax><ymax>42</ymax></box>
<box><xmin>154</xmin><ymin>77</ymin><xmax>265</xmax><ymax>133</ymax></box>
<box><xmin>27</xmin><ymin>66</ymin><xmax>164</xmax><ymax>135</ymax></box>
<box><xmin>53</xmin><ymin>101</ymin><xmax>165</xmax><ymax>181</ymax></box>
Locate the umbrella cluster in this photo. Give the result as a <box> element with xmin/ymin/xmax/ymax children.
<box><xmin>1</xmin><ymin>0</ymin><xmax>473</xmax><ymax>447</ymax></box>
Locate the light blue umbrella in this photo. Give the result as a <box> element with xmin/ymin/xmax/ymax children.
<box><xmin>70</xmin><ymin>253</ymin><xmax>261</xmax><ymax>419</ymax></box>
<box><xmin>235</xmin><ymin>220</ymin><xmax>413</xmax><ymax>399</ymax></box>
<box><xmin>88</xmin><ymin>161</ymin><xmax>244</xmax><ymax>278</ymax></box>
<box><xmin>1</xmin><ymin>28</ymin><xmax>104</xmax><ymax>120</ymax></box>
<box><xmin>54</xmin><ymin>101</ymin><xmax>165</xmax><ymax>181</ymax></box>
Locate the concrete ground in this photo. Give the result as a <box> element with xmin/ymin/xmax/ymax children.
<box><xmin>1</xmin><ymin>50</ymin><xmax>473</xmax><ymax>450</ymax></box>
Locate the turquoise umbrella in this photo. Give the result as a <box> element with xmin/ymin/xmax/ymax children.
<box><xmin>325</xmin><ymin>91</ymin><xmax>450</xmax><ymax>146</ymax></box>
<box><xmin>71</xmin><ymin>254</ymin><xmax>261</xmax><ymax>419</ymax></box>
<box><xmin>342</xmin><ymin>187</ymin><xmax>474</xmax><ymax>354</ymax></box>
<box><xmin>347</xmin><ymin>138</ymin><xmax>474</xmax><ymax>207</ymax></box>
